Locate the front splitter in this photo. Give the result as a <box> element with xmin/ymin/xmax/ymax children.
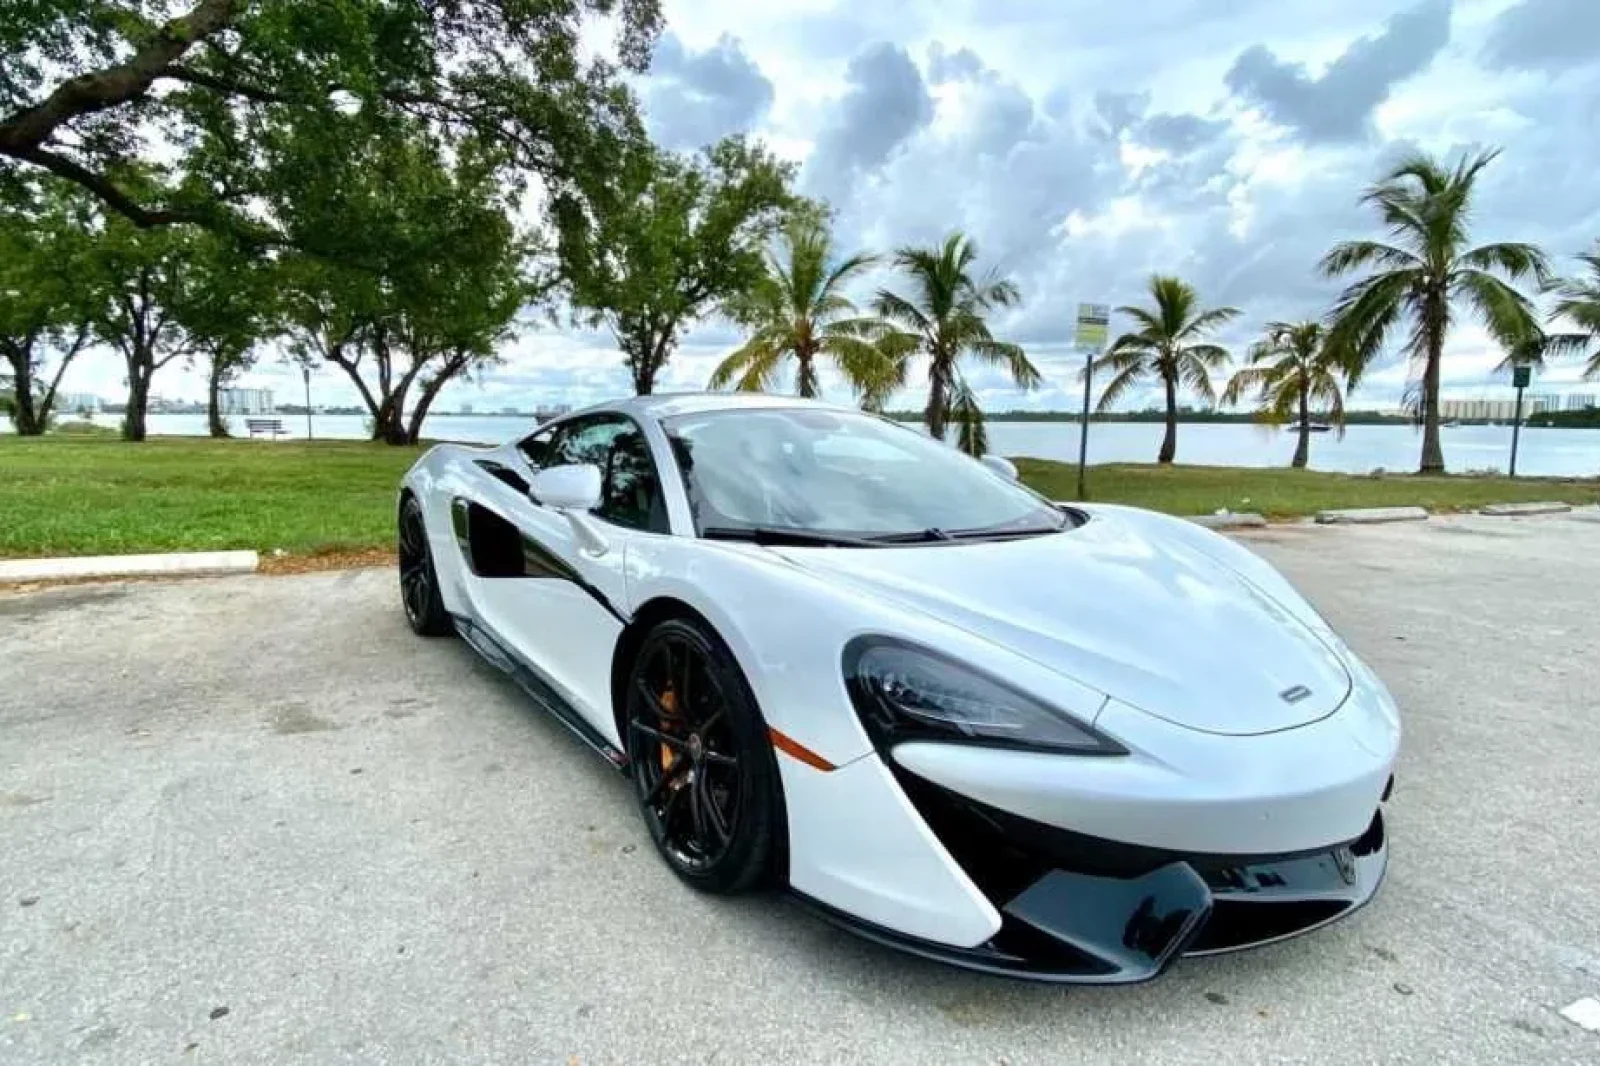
<box><xmin>792</xmin><ymin>809</ymin><xmax>1387</xmax><ymax>984</ymax></box>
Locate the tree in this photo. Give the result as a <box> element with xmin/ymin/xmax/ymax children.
<box><xmin>1222</xmin><ymin>320</ymin><xmax>1348</xmax><ymax>469</ymax></box>
<box><xmin>709</xmin><ymin>215</ymin><xmax>901</xmax><ymax>402</ymax></box>
<box><xmin>168</xmin><ymin>234</ymin><xmax>278</xmax><ymax>437</ymax></box>
<box><xmin>88</xmin><ymin>204</ymin><xmax>202</xmax><ymax>441</ymax></box>
<box><xmin>873</xmin><ymin>232</ymin><xmax>1037</xmax><ymax>455</ymax></box>
<box><xmin>1088</xmin><ymin>275</ymin><xmax>1238</xmax><ymax>464</ymax></box>
<box><xmin>0</xmin><ymin>1</ymin><xmax>662</xmax><ymax>251</ymax></box>
<box><xmin>0</xmin><ymin>180</ymin><xmax>99</xmax><ymax>434</ymax></box>
<box><xmin>1544</xmin><ymin>241</ymin><xmax>1600</xmax><ymax>380</ymax></box>
<box><xmin>1322</xmin><ymin>149</ymin><xmax>1548</xmax><ymax>474</ymax></box>
<box><xmin>567</xmin><ymin>138</ymin><xmax>795</xmax><ymax>395</ymax></box>
<box><xmin>276</xmin><ymin>123</ymin><xmax>533</xmax><ymax>445</ymax></box>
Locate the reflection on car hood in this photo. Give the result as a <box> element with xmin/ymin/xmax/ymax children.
<box><xmin>774</xmin><ymin>514</ymin><xmax>1352</xmax><ymax>736</ymax></box>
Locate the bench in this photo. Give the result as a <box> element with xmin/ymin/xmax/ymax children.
<box><xmin>246</xmin><ymin>417</ymin><xmax>286</xmax><ymax>440</ymax></box>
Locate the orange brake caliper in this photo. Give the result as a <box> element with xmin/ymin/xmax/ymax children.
<box><xmin>658</xmin><ymin>686</ymin><xmax>678</xmax><ymax>772</ymax></box>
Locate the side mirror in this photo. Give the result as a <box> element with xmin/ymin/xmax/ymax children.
<box><xmin>980</xmin><ymin>455</ymin><xmax>1018</xmax><ymax>481</ymax></box>
<box><xmin>531</xmin><ymin>463</ymin><xmax>602</xmax><ymax>512</ymax></box>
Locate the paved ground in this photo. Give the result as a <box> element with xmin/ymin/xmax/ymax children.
<box><xmin>3</xmin><ymin>511</ymin><xmax>1599</xmax><ymax>1065</ymax></box>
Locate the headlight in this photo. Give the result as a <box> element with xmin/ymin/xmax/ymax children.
<box><xmin>843</xmin><ymin>637</ymin><xmax>1124</xmax><ymax>755</ymax></box>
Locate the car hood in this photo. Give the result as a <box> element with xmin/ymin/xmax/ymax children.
<box><xmin>773</xmin><ymin>514</ymin><xmax>1352</xmax><ymax>736</ymax></box>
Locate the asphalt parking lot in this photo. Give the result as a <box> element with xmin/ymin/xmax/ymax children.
<box><xmin>3</xmin><ymin>511</ymin><xmax>1599</xmax><ymax>1065</ymax></box>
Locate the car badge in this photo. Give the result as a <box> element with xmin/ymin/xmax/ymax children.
<box><xmin>1279</xmin><ymin>684</ymin><xmax>1313</xmax><ymax>704</ymax></box>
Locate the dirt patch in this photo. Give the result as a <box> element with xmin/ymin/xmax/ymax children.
<box><xmin>260</xmin><ymin>549</ymin><xmax>394</xmax><ymax>576</ymax></box>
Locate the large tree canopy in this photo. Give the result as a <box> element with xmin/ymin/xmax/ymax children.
<box><xmin>566</xmin><ymin>137</ymin><xmax>797</xmax><ymax>395</ymax></box>
<box><xmin>0</xmin><ymin>0</ymin><xmax>662</xmax><ymax>248</ymax></box>
<box><xmin>276</xmin><ymin>117</ymin><xmax>537</xmax><ymax>444</ymax></box>
<box><xmin>0</xmin><ymin>178</ymin><xmax>100</xmax><ymax>434</ymax></box>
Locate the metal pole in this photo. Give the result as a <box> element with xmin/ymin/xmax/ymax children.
<box><xmin>303</xmin><ymin>366</ymin><xmax>313</xmax><ymax>441</ymax></box>
<box><xmin>1509</xmin><ymin>383</ymin><xmax>1524</xmax><ymax>477</ymax></box>
<box><xmin>1076</xmin><ymin>350</ymin><xmax>1093</xmax><ymax>499</ymax></box>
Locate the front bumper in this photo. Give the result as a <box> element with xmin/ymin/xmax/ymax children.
<box><xmin>799</xmin><ymin>770</ymin><xmax>1389</xmax><ymax>984</ymax></box>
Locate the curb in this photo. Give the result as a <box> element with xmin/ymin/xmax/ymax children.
<box><xmin>1315</xmin><ymin>506</ymin><xmax>1428</xmax><ymax>526</ymax></box>
<box><xmin>0</xmin><ymin>550</ymin><xmax>259</xmax><ymax>585</ymax></box>
<box><xmin>1478</xmin><ymin>501</ymin><xmax>1572</xmax><ymax>517</ymax></box>
<box><xmin>1188</xmin><ymin>512</ymin><xmax>1268</xmax><ymax>530</ymax></box>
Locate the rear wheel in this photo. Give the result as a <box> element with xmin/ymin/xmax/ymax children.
<box><xmin>398</xmin><ymin>496</ymin><xmax>451</xmax><ymax>637</ymax></box>
<box><xmin>624</xmin><ymin>618</ymin><xmax>783</xmax><ymax>894</ymax></box>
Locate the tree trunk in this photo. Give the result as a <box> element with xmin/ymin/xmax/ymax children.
<box><xmin>1418</xmin><ymin>298</ymin><xmax>1446</xmax><ymax>474</ymax></box>
<box><xmin>1158</xmin><ymin>372</ymin><xmax>1178</xmax><ymax>464</ymax></box>
<box><xmin>9</xmin><ymin>355</ymin><xmax>43</xmax><ymax>435</ymax></box>
<box><xmin>925</xmin><ymin>358</ymin><xmax>949</xmax><ymax>441</ymax></box>
<box><xmin>124</xmin><ymin>370</ymin><xmax>149</xmax><ymax>442</ymax></box>
<box><xmin>206</xmin><ymin>358</ymin><xmax>229</xmax><ymax>438</ymax></box>
<box><xmin>796</xmin><ymin>350</ymin><xmax>817</xmax><ymax>398</ymax></box>
<box><xmin>1291</xmin><ymin>385</ymin><xmax>1310</xmax><ymax>469</ymax></box>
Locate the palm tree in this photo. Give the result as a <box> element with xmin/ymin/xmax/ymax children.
<box><xmin>1545</xmin><ymin>241</ymin><xmax>1600</xmax><ymax>380</ymax></box>
<box><xmin>1222</xmin><ymin>320</ymin><xmax>1348</xmax><ymax>469</ymax></box>
<box><xmin>1321</xmin><ymin>148</ymin><xmax>1549</xmax><ymax>474</ymax></box>
<box><xmin>1088</xmin><ymin>275</ymin><xmax>1239</xmax><ymax>464</ymax></box>
<box><xmin>709</xmin><ymin>216</ymin><xmax>901</xmax><ymax>402</ymax></box>
<box><xmin>873</xmin><ymin>232</ymin><xmax>1038</xmax><ymax>455</ymax></box>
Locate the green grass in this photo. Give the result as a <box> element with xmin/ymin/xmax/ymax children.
<box><xmin>1</xmin><ymin>435</ymin><xmax>1595</xmax><ymax>558</ymax></box>
<box><xmin>0</xmin><ymin>435</ymin><xmax>419</xmax><ymax>557</ymax></box>
<box><xmin>1018</xmin><ymin>459</ymin><xmax>1600</xmax><ymax>519</ymax></box>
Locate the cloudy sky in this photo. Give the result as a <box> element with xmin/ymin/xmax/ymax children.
<box><xmin>60</xmin><ymin>0</ymin><xmax>1600</xmax><ymax>414</ymax></box>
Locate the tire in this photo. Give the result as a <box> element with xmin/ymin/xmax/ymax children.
<box><xmin>398</xmin><ymin>495</ymin><xmax>452</xmax><ymax>637</ymax></box>
<box><xmin>624</xmin><ymin>617</ymin><xmax>784</xmax><ymax>894</ymax></box>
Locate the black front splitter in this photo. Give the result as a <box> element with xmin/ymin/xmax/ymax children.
<box><xmin>792</xmin><ymin>809</ymin><xmax>1388</xmax><ymax>985</ymax></box>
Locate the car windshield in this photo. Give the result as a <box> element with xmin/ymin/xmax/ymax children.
<box><xmin>662</xmin><ymin>407</ymin><xmax>1071</xmax><ymax>542</ymax></box>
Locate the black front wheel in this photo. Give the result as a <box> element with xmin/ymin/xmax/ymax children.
<box><xmin>398</xmin><ymin>496</ymin><xmax>452</xmax><ymax>637</ymax></box>
<box><xmin>624</xmin><ymin>618</ymin><xmax>784</xmax><ymax>894</ymax></box>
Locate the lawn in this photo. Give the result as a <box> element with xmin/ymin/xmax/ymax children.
<box><xmin>1019</xmin><ymin>459</ymin><xmax>1600</xmax><ymax>519</ymax></box>
<box><xmin>1</xmin><ymin>434</ymin><xmax>1595</xmax><ymax>558</ymax></box>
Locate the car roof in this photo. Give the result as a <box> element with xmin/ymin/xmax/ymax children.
<box><xmin>578</xmin><ymin>392</ymin><xmax>859</xmax><ymax>423</ymax></box>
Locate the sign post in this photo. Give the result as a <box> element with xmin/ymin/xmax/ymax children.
<box><xmin>302</xmin><ymin>366</ymin><xmax>314</xmax><ymax>442</ymax></box>
<box><xmin>1509</xmin><ymin>364</ymin><xmax>1530</xmax><ymax>477</ymax></box>
<box><xmin>1073</xmin><ymin>303</ymin><xmax>1110</xmax><ymax>500</ymax></box>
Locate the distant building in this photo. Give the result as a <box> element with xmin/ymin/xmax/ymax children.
<box><xmin>1439</xmin><ymin>398</ymin><xmax>1517</xmax><ymax>420</ymax></box>
<box><xmin>460</xmin><ymin>403</ymin><xmax>474</xmax><ymax>415</ymax></box>
<box><xmin>534</xmin><ymin>403</ymin><xmax>572</xmax><ymax>422</ymax></box>
<box><xmin>1565</xmin><ymin>393</ymin><xmax>1597</xmax><ymax>411</ymax></box>
<box><xmin>54</xmin><ymin>391</ymin><xmax>102</xmax><ymax>414</ymax></box>
<box><xmin>219</xmin><ymin>388</ymin><xmax>274</xmax><ymax>415</ymax></box>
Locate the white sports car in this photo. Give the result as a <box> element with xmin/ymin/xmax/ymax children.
<box><xmin>398</xmin><ymin>393</ymin><xmax>1399</xmax><ymax>983</ymax></box>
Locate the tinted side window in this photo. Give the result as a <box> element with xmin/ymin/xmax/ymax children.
<box><xmin>597</xmin><ymin>425</ymin><xmax>668</xmax><ymax>533</ymax></box>
<box><xmin>551</xmin><ymin>417</ymin><xmax>627</xmax><ymax>468</ymax></box>
<box><xmin>517</xmin><ymin>424</ymin><xmax>559</xmax><ymax>469</ymax></box>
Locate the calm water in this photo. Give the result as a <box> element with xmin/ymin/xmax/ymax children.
<box><xmin>20</xmin><ymin>411</ymin><xmax>1600</xmax><ymax>477</ymax></box>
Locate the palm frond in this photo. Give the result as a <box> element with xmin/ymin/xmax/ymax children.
<box><xmin>1093</xmin><ymin>362</ymin><xmax>1146</xmax><ymax>413</ymax></box>
<box><xmin>948</xmin><ymin>375</ymin><xmax>988</xmax><ymax>457</ymax></box>
<box><xmin>1319</xmin><ymin>240</ymin><xmax>1421</xmax><ymax>277</ymax></box>
<box><xmin>1458</xmin><ymin>241</ymin><xmax>1551</xmax><ymax>285</ymax></box>
<box><xmin>1455</xmin><ymin>269</ymin><xmax>1540</xmax><ymax>355</ymax></box>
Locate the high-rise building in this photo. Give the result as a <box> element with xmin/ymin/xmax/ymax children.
<box><xmin>219</xmin><ymin>388</ymin><xmax>274</xmax><ymax>415</ymax></box>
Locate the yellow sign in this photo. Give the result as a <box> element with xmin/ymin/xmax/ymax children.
<box><xmin>1074</xmin><ymin>303</ymin><xmax>1110</xmax><ymax>350</ymax></box>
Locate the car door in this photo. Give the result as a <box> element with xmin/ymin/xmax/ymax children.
<box><xmin>462</xmin><ymin>414</ymin><xmax>670</xmax><ymax>748</ymax></box>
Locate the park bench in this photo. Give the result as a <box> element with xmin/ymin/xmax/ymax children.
<box><xmin>246</xmin><ymin>417</ymin><xmax>287</xmax><ymax>440</ymax></box>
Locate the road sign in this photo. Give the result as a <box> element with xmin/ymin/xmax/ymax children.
<box><xmin>1074</xmin><ymin>303</ymin><xmax>1110</xmax><ymax>351</ymax></box>
<box><xmin>1512</xmin><ymin>366</ymin><xmax>1532</xmax><ymax>388</ymax></box>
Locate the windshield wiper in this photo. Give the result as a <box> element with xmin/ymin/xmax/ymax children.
<box><xmin>701</xmin><ymin>526</ymin><xmax>885</xmax><ymax>548</ymax></box>
<box><xmin>945</xmin><ymin>524</ymin><xmax>1065</xmax><ymax>540</ymax></box>
<box><xmin>864</xmin><ymin>528</ymin><xmax>953</xmax><ymax>543</ymax></box>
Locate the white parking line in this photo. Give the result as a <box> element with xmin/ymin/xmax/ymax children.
<box><xmin>1559</xmin><ymin>997</ymin><xmax>1600</xmax><ymax>1033</ymax></box>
